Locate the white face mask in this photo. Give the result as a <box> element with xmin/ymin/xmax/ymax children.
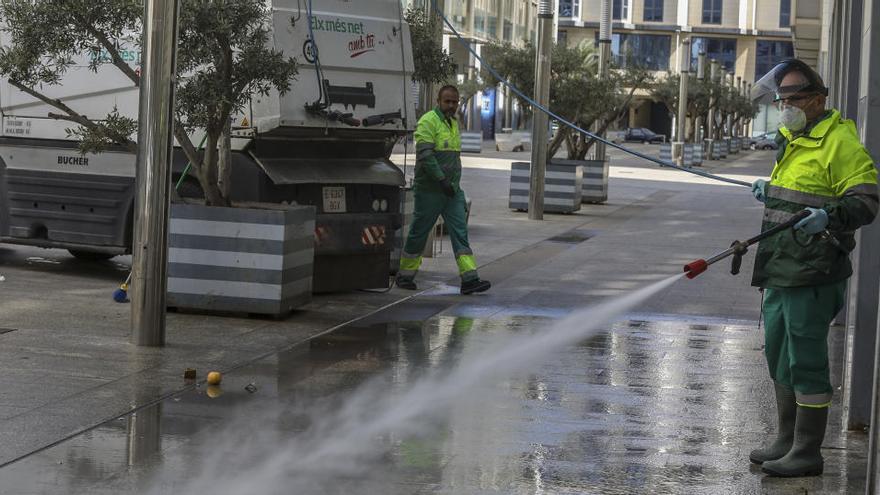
<box><xmin>779</xmin><ymin>105</ymin><xmax>807</xmax><ymax>132</ymax></box>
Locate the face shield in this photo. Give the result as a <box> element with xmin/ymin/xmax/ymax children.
<box><xmin>750</xmin><ymin>59</ymin><xmax>828</xmax><ymax>106</ymax></box>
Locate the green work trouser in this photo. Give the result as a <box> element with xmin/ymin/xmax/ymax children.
<box><xmin>762</xmin><ymin>280</ymin><xmax>846</xmax><ymax>408</ymax></box>
<box><xmin>398</xmin><ymin>187</ymin><xmax>479</xmax><ymax>283</ymax></box>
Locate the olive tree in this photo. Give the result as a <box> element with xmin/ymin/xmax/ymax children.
<box><xmin>482</xmin><ymin>40</ymin><xmax>653</xmax><ymax>161</ymax></box>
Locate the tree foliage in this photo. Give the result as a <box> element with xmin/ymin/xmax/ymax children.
<box><xmin>482</xmin><ymin>40</ymin><xmax>653</xmax><ymax>161</ymax></box>
<box><xmin>404</xmin><ymin>6</ymin><xmax>455</xmax><ymax>85</ymax></box>
<box><xmin>176</xmin><ymin>0</ymin><xmax>297</xmax><ymax>206</ymax></box>
<box><xmin>0</xmin><ymin>0</ymin><xmax>298</xmax><ymax>207</ymax></box>
<box><xmin>651</xmin><ymin>73</ymin><xmax>758</xmax><ymax>140</ymax></box>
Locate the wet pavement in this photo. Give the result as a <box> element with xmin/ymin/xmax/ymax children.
<box><xmin>0</xmin><ymin>147</ymin><xmax>870</xmax><ymax>493</ymax></box>
<box><xmin>0</xmin><ymin>306</ymin><xmax>867</xmax><ymax>494</ymax></box>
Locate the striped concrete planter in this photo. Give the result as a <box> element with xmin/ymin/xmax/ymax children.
<box><xmin>729</xmin><ymin>137</ymin><xmax>740</xmax><ymax>154</ymax></box>
<box><xmin>167</xmin><ymin>202</ymin><xmax>315</xmax><ymax>317</ymax></box>
<box><xmin>742</xmin><ymin>137</ymin><xmax>751</xmax><ymax>150</ymax></box>
<box><xmin>660</xmin><ymin>143</ymin><xmax>694</xmax><ymax>167</ymax></box>
<box><xmin>509</xmin><ymin>160</ymin><xmax>582</xmax><ymax>213</ymax></box>
<box><xmin>581</xmin><ymin>158</ymin><xmax>610</xmax><ymax>204</ymax></box>
<box><xmin>717</xmin><ymin>138</ymin><xmax>729</xmax><ymax>158</ymax></box>
<box><xmin>692</xmin><ymin>142</ymin><xmax>703</xmax><ymax>166</ymax></box>
<box><xmin>460</xmin><ymin>131</ymin><xmax>482</xmax><ymax>153</ymax></box>
<box><xmin>659</xmin><ymin>143</ymin><xmax>672</xmax><ymax>163</ymax></box>
<box><xmin>683</xmin><ymin>143</ymin><xmax>695</xmax><ymax>167</ymax></box>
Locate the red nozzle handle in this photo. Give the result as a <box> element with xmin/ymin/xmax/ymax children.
<box><xmin>684</xmin><ymin>259</ymin><xmax>708</xmax><ymax>279</ymax></box>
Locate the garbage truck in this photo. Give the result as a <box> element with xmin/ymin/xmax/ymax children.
<box><xmin>0</xmin><ymin>0</ymin><xmax>415</xmax><ymax>292</ymax></box>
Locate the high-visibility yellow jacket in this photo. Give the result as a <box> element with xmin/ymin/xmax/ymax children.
<box><xmin>752</xmin><ymin>109</ymin><xmax>879</xmax><ymax>288</ymax></box>
<box><xmin>413</xmin><ymin>108</ymin><xmax>462</xmax><ymax>192</ymax></box>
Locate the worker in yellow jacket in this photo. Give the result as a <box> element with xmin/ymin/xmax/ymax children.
<box><xmin>748</xmin><ymin>59</ymin><xmax>878</xmax><ymax>477</ymax></box>
<box><xmin>396</xmin><ymin>85</ymin><xmax>491</xmax><ymax>295</ymax></box>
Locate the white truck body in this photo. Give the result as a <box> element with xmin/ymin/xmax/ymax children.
<box><xmin>0</xmin><ymin>0</ymin><xmax>416</xmax><ymax>291</ymax></box>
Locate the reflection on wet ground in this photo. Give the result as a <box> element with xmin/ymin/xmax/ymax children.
<box><xmin>0</xmin><ymin>312</ymin><xmax>866</xmax><ymax>494</ymax></box>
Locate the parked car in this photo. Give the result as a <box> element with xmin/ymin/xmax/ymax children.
<box><xmin>624</xmin><ymin>127</ymin><xmax>666</xmax><ymax>144</ymax></box>
<box><xmin>750</xmin><ymin>131</ymin><xmax>779</xmax><ymax>150</ymax></box>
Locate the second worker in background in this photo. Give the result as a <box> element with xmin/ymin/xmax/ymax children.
<box><xmin>396</xmin><ymin>85</ymin><xmax>491</xmax><ymax>295</ymax></box>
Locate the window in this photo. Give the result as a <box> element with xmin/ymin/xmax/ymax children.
<box><xmin>474</xmin><ymin>9</ymin><xmax>486</xmax><ymax>34</ymax></box>
<box><xmin>503</xmin><ymin>20</ymin><xmax>513</xmax><ymax>41</ymax></box>
<box><xmin>702</xmin><ymin>0</ymin><xmax>722</xmax><ymax>24</ymax></box>
<box><xmin>613</xmin><ymin>0</ymin><xmax>629</xmax><ymax>20</ymax></box>
<box><xmin>779</xmin><ymin>0</ymin><xmax>791</xmax><ymax>27</ymax></box>
<box><xmin>559</xmin><ymin>0</ymin><xmax>580</xmax><ymax>18</ymax></box>
<box><xmin>601</xmin><ymin>33</ymin><xmax>671</xmax><ymax>70</ymax></box>
<box><xmin>643</xmin><ymin>0</ymin><xmax>663</xmax><ymax>22</ymax></box>
<box><xmin>754</xmin><ymin>40</ymin><xmax>794</xmax><ymax>80</ymax></box>
<box><xmin>691</xmin><ymin>37</ymin><xmax>737</xmax><ymax>71</ymax></box>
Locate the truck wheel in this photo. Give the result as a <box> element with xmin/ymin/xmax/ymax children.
<box><xmin>68</xmin><ymin>250</ymin><xmax>115</xmax><ymax>261</ymax></box>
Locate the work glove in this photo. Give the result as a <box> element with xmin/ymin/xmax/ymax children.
<box><xmin>751</xmin><ymin>179</ymin><xmax>767</xmax><ymax>203</ymax></box>
<box><xmin>439</xmin><ymin>177</ymin><xmax>456</xmax><ymax>198</ymax></box>
<box><xmin>794</xmin><ymin>207</ymin><xmax>829</xmax><ymax>235</ymax></box>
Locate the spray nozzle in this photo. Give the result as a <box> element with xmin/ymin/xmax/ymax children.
<box><xmin>684</xmin><ymin>259</ymin><xmax>708</xmax><ymax>279</ymax></box>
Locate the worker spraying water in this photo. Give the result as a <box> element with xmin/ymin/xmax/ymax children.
<box><xmin>428</xmin><ymin>2</ymin><xmax>879</xmax><ymax>477</ymax></box>
<box><xmin>686</xmin><ymin>59</ymin><xmax>878</xmax><ymax>478</ymax></box>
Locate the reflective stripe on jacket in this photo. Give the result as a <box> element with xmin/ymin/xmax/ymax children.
<box><xmin>752</xmin><ymin>109</ymin><xmax>879</xmax><ymax>288</ymax></box>
<box><xmin>413</xmin><ymin>108</ymin><xmax>462</xmax><ymax>192</ymax></box>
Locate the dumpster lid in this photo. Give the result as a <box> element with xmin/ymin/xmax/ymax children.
<box><xmin>250</xmin><ymin>153</ymin><xmax>404</xmax><ymax>186</ymax></box>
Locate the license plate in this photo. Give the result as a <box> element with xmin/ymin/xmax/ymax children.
<box><xmin>322</xmin><ymin>186</ymin><xmax>346</xmax><ymax>213</ymax></box>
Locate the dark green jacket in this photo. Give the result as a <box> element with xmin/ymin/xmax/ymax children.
<box><xmin>752</xmin><ymin>110</ymin><xmax>879</xmax><ymax>288</ymax></box>
<box><xmin>413</xmin><ymin>108</ymin><xmax>462</xmax><ymax>192</ymax></box>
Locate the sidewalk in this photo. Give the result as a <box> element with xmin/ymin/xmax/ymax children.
<box><xmin>0</xmin><ymin>144</ymin><xmax>867</xmax><ymax>493</ymax></box>
<box><xmin>0</xmin><ymin>143</ymin><xmax>732</xmax><ymax>466</ymax></box>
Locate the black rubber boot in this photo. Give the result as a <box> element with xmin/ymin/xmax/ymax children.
<box><xmin>749</xmin><ymin>383</ymin><xmax>796</xmax><ymax>464</ymax></box>
<box><xmin>761</xmin><ymin>405</ymin><xmax>828</xmax><ymax>477</ymax></box>
<box><xmin>460</xmin><ymin>279</ymin><xmax>491</xmax><ymax>295</ymax></box>
<box><xmin>395</xmin><ymin>276</ymin><xmax>417</xmax><ymax>290</ymax></box>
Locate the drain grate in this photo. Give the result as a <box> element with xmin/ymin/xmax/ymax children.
<box><xmin>548</xmin><ymin>229</ymin><xmax>597</xmax><ymax>244</ymax></box>
<box><xmin>0</xmin><ymin>328</ymin><xmax>16</xmax><ymax>335</ymax></box>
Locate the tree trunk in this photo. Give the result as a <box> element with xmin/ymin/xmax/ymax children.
<box><xmin>198</xmin><ymin>131</ymin><xmax>225</xmax><ymax>207</ymax></box>
<box><xmin>547</xmin><ymin>127</ymin><xmax>567</xmax><ymax>162</ymax></box>
<box><xmin>217</xmin><ymin>120</ymin><xmax>233</xmax><ymax>203</ymax></box>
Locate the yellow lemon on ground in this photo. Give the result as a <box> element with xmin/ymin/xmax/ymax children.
<box><xmin>206</xmin><ymin>385</ymin><xmax>223</xmax><ymax>398</ymax></box>
<box><xmin>206</xmin><ymin>371</ymin><xmax>222</xmax><ymax>385</ymax></box>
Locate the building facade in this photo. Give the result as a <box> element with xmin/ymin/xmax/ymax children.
<box><xmin>558</xmin><ymin>0</ymin><xmax>795</xmax><ymax>135</ymax></box>
<box><xmin>405</xmin><ymin>0</ymin><xmax>799</xmax><ymax>138</ymax></box>
<box><xmin>404</xmin><ymin>0</ymin><xmax>539</xmax><ymax>135</ymax></box>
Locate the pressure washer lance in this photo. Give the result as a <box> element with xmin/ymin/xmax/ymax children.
<box><xmin>684</xmin><ymin>210</ymin><xmax>812</xmax><ymax>279</ymax></box>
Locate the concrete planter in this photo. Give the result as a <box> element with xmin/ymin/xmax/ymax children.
<box><xmin>509</xmin><ymin>159</ymin><xmax>582</xmax><ymax>213</ymax></box>
<box><xmin>460</xmin><ymin>131</ymin><xmax>482</xmax><ymax>153</ymax></box>
<box><xmin>660</xmin><ymin>143</ymin><xmax>695</xmax><ymax>167</ymax></box>
<box><xmin>741</xmin><ymin>137</ymin><xmax>751</xmax><ymax>150</ymax></box>
<box><xmin>683</xmin><ymin>143</ymin><xmax>695</xmax><ymax>167</ymax></box>
<box><xmin>167</xmin><ymin>202</ymin><xmax>315</xmax><ymax>317</ymax></box>
<box><xmin>729</xmin><ymin>137</ymin><xmax>740</xmax><ymax>154</ymax></box>
<box><xmin>659</xmin><ymin>143</ymin><xmax>672</xmax><ymax>163</ymax></box>
<box><xmin>717</xmin><ymin>138</ymin><xmax>729</xmax><ymax>158</ymax></box>
<box><xmin>581</xmin><ymin>158</ymin><xmax>610</xmax><ymax>204</ymax></box>
<box><xmin>692</xmin><ymin>142</ymin><xmax>703</xmax><ymax>166</ymax></box>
